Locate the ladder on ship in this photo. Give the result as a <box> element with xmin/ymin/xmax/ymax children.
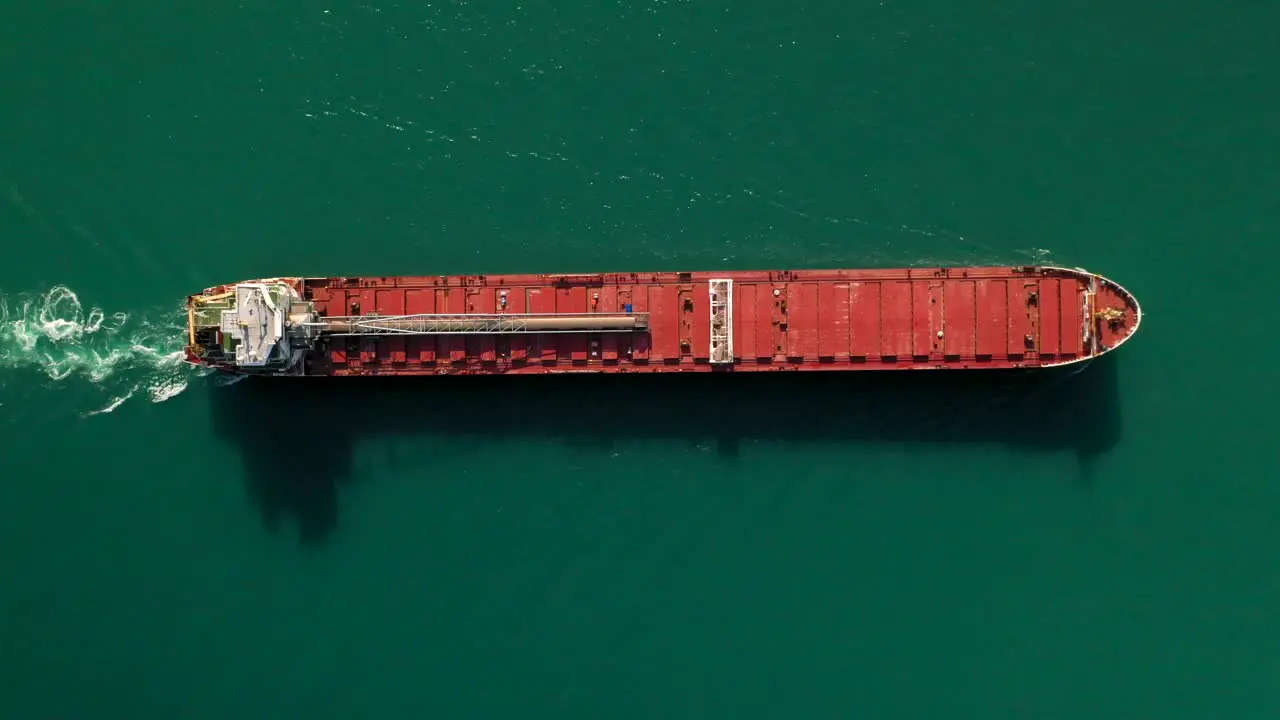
<box><xmin>709</xmin><ymin>279</ymin><xmax>733</xmax><ymax>364</ymax></box>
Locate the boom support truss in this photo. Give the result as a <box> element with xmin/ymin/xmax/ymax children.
<box><xmin>316</xmin><ymin>312</ymin><xmax>650</xmax><ymax>336</ymax></box>
<box><xmin>709</xmin><ymin>278</ymin><xmax>733</xmax><ymax>364</ymax></box>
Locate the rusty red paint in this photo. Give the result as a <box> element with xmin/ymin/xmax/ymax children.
<box><xmin>1060</xmin><ymin>279</ymin><xmax>1083</xmax><ymax>357</ymax></box>
<box><xmin>849</xmin><ymin>281</ymin><xmax>880</xmax><ymax>360</ymax></box>
<box><xmin>1007</xmin><ymin>280</ymin><xmax>1034</xmax><ymax>358</ymax></box>
<box><xmin>1039</xmin><ymin>278</ymin><xmax>1062</xmax><ymax>357</ymax></box>
<box><xmin>944</xmin><ymin>280</ymin><xmax>977</xmax><ymax>359</ymax></box>
<box><xmin>881</xmin><ymin>281</ymin><xmax>913</xmax><ymax>359</ymax></box>
<box><xmin>817</xmin><ymin>282</ymin><xmax>849</xmax><ymax>361</ymax></box>
<box><xmin>752</xmin><ymin>281</ymin><xmax>772</xmax><ymax>359</ymax></box>
<box><xmin>736</xmin><ymin>281</ymin><xmax>757</xmax><ymax>360</ymax></box>
<box><xmin>186</xmin><ymin>267</ymin><xmax>1141</xmax><ymax>377</ymax></box>
<box><xmin>975</xmin><ymin>279</ymin><xmax>1005</xmax><ymax>359</ymax></box>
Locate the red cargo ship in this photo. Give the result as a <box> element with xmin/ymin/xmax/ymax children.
<box><xmin>184</xmin><ymin>265</ymin><xmax>1140</xmax><ymax>377</ymax></box>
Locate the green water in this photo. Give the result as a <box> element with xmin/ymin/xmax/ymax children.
<box><xmin>2</xmin><ymin>2</ymin><xmax>1277</xmax><ymax>717</ymax></box>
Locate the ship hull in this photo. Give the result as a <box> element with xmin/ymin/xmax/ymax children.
<box><xmin>184</xmin><ymin>265</ymin><xmax>1141</xmax><ymax>377</ymax></box>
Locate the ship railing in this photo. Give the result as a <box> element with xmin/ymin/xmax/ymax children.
<box><xmin>311</xmin><ymin>312</ymin><xmax>650</xmax><ymax>336</ymax></box>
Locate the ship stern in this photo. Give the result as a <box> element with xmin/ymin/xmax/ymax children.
<box><xmin>183</xmin><ymin>278</ymin><xmax>317</xmax><ymax>376</ymax></box>
<box><xmin>184</xmin><ymin>284</ymin><xmax>235</xmax><ymax>371</ymax></box>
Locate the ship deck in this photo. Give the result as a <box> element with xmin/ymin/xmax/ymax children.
<box><xmin>295</xmin><ymin>266</ymin><xmax>1138</xmax><ymax>376</ymax></box>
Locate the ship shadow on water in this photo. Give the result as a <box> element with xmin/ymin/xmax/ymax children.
<box><xmin>209</xmin><ymin>354</ymin><xmax>1122</xmax><ymax>545</ymax></box>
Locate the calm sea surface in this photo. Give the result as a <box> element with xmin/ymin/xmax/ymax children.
<box><xmin>1</xmin><ymin>1</ymin><xmax>1277</xmax><ymax>718</ymax></box>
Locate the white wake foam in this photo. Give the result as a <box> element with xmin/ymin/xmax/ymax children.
<box><xmin>0</xmin><ymin>285</ymin><xmax>207</xmax><ymax>418</ymax></box>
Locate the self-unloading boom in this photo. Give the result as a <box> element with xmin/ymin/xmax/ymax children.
<box><xmin>319</xmin><ymin>312</ymin><xmax>648</xmax><ymax>335</ymax></box>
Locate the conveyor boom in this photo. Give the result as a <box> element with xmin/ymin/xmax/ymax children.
<box><xmin>316</xmin><ymin>312</ymin><xmax>650</xmax><ymax>335</ymax></box>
